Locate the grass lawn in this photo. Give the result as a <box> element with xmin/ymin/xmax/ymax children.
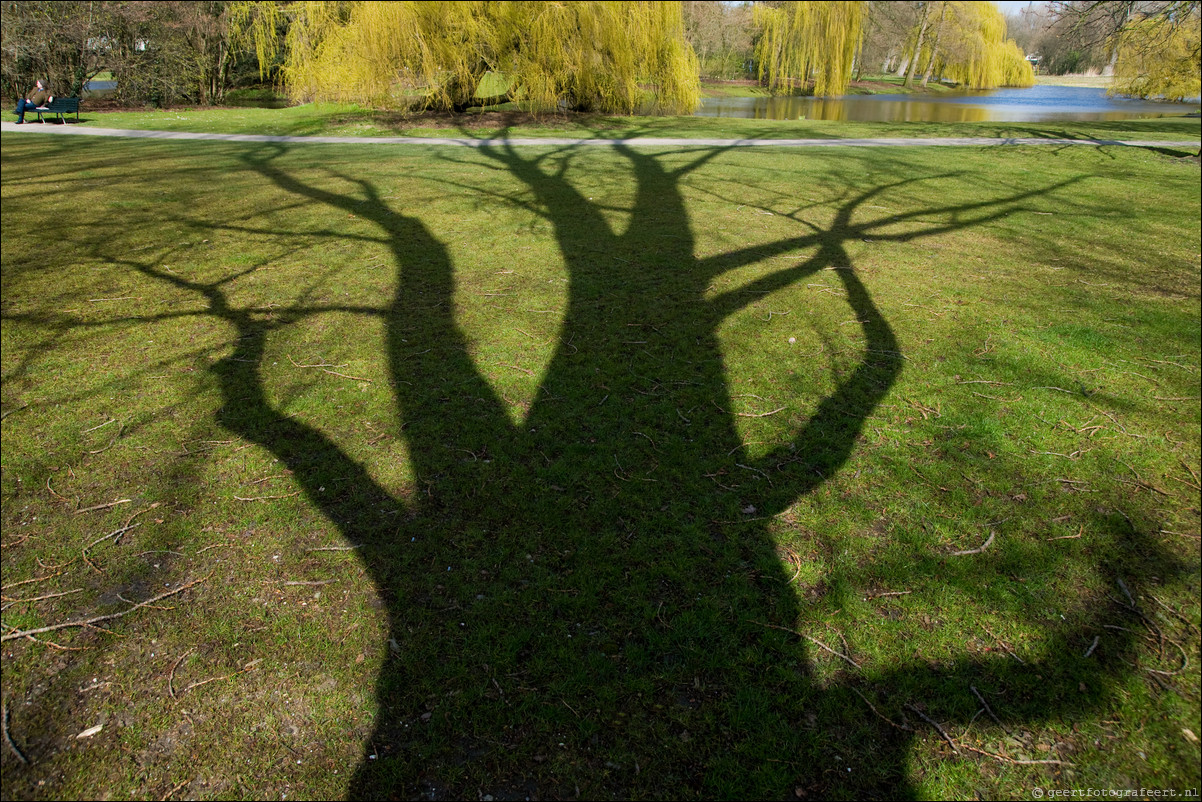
<box><xmin>60</xmin><ymin>102</ymin><xmax>1202</xmax><ymax>143</ymax></box>
<box><xmin>2</xmin><ymin>111</ymin><xmax>1199</xmax><ymax>800</ymax></box>
<box><xmin>1035</xmin><ymin>75</ymin><xmax>1114</xmax><ymax>89</ymax></box>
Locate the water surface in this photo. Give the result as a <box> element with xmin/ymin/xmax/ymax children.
<box><xmin>696</xmin><ymin>85</ymin><xmax>1198</xmax><ymax>123</ymax></box>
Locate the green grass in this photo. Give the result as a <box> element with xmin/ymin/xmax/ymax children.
<box><xmin>698</xmin><ymin>75</ymin><xmax>958</xmax><ymax>99</ymax></box>
<box><xmin>1036</xmin><ymin>74</ymin><xmax>1115</xmax><ymax>89</ymax></box>
<box><xmin>64</xmin><ymin>102</ymin><xmax>1202</xmax><ymax>143</ymax></box>
<box><xmin>2</xmin><ymin>112</ymin><xmax>1200</xmax><ymax>801</ymax></box>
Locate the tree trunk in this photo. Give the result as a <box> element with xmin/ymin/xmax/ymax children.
<box><xmin>904</xmin><ymin>2</ymin><xmax>930</xmax><ymax>90</ymax></box>
<box><xmin>921</xmin><ymin>2</ymin><xmax>947</xmax><ymax>88</ymax></box>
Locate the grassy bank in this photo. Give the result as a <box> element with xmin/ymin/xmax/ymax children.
<box><xmin>1036</xmin><ymin>74</ymin><xmax>1114</xmax><ymax>89</ymax></box>
<box><xmin>699</xmin><ymin>75</ymin><xmax>959</xmax><ymax>99</ymax></box>
<box><xmin>1</xmin><ymin>118</ymin><xmax>1199</xmax><ymax>800</ymax></box>
<box><xmin>55</xmin><ymin>102</ymin><xmax>1202</xmax><ymax>142</ymax></box>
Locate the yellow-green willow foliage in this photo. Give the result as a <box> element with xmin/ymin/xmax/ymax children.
<box><xmin>917</xmin><ymin>2</ymin><xmax>1034</xmax><ymax>90</ymax></box>
<box><xmin>1112</xmin><ymin>14</ymin><xmax>1202</xmax><ymax>102</ymax></box>
<box><xmin>241</xmin><ymin>1</ymin><xmax>699</xmax><ymax>114</ymax></box>
<box><xmin>753</xmin><ymin>1</ymin><xmax>865</xmax><ymax>97</ymax></box>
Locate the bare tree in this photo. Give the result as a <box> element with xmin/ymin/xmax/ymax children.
<box><xmin>0</xmin><ymin>0</ymin><xmax>108</xmax><ymax>99</ymax></box>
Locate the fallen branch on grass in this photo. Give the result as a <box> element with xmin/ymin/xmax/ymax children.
<box><xmin>0</xmin><ymin>622</ymin><xmax>88</xmax><ymax>651</ymax></box>
<box><xmin>981</xmin><ymin>623</ymin><xmax>1025</xmax><ymax>664</ymax></box>
<box><xmin>751</xmin><ymin>620</ymin><xmax>860</xmax><ymax>669</ymax></box>
<box><xmin>850</xmin><ymin>687</ymin><xmax>912</xmax><ymax>732</ymax></box>
<box><xmin>82</xmin><ymin>503</ymin><xmax>161</xmax><ymax>571</ymax></box>
<box><xmin>82</xmin><ymin>523</ymin><xmax>141</xmax><ymax>571</ymax></box>
<box><xmin>959</xmin><ymin>743</ymin><xmax>1069</xmax><ymax>766</ymax></box>
<box><xmin>168</xmin><ymin>648</ymin><xmax>196</xmax><ymax>700</ymax></box>
<box><xmin>905</xmin><ymin>703</ymin><xmax>959</xmax><ymax>754</ymax></box>
<box><xmin>0</xmin><ymin>574</ymin><xmax>211</xmax><ymax>643</ymax></box>
<box><xmin>233</xmin><ymin>491</ymin><xmax>301</xmax><ymax>502</ymax></box>
<box><xmin>950</xmin><ymin>531</ymin><xmax>994</xmax><ymax>556</ymax></box>
<box><xmin>3</xmin><ymin>699</ymin><xmax>28</xmax><ymax>765</ymax></box>
<box><xmin>75</xmin><ymin>498</ymin><xmax>131</xmax><ymax>515</ymax></box>
<box><xmin>970</xmin><ymin>685</ymin><xmax>1009</xmax><ymax>734</ymax></box>
<box><xmin>1</xmin><ymin>588</ymin><xmax>84</xmax><ymax>608</ymax></box>
<box><xmin>179</xmin><ymin>658</ymin><xmax>263</xmax><ymax>696</ymax></box>
<box><xmin>736</xmin><ymin>407</ymin><xmax>786</xmax><ymax>418</ymax></box>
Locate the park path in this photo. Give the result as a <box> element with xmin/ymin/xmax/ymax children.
<box><xmin>0</xmin><ymin>120</ymin><xmax>1195</xmax><ymax>149</ymax></box>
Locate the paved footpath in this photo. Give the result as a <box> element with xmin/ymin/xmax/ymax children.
<box><xmin>1</xmin><ymin>121</ymin><xmax>1196</xmax><ymax>149</ymax></box>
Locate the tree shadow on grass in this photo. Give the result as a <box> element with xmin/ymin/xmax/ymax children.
<box><xmin>89</xmin><ymin>138</ymin><xmax>1188</xmax><ymax>798</ymax></box>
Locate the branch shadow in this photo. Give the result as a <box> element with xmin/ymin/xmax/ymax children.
<box><xmin>44</xmin><ymin>136</ymin><xmax>1189</xmax><ymax>798</ymax></box>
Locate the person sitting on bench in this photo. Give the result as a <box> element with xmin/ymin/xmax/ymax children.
<box><xmin>14</xmin><ymin>80</ymin><xmax>51</xmax><ymax>124</ymax></box>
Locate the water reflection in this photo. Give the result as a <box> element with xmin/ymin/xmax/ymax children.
<box><xmin>697</xmin><ymin>85</ymin><xmax>1197</xmax><ymax>123</ymax></box>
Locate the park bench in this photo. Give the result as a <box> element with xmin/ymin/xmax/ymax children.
<box><xmin>14</xmin><ymin>97</ymin><xmax>80</xmax><ymax>124</ymax></box>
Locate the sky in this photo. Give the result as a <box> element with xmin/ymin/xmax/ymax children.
<box><xmin>994</xmin><ymin>0</ymin><xmax>1051</xmax><ymax>14</ymax></box>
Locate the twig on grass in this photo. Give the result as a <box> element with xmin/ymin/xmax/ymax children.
<box><xmin>850</xmin><ymin>687</ymin><xmax>912</xmax><ymax>732</ymax></box>
<box><xmin>950</xmin><ymin>531</ymin><xmax>994</xmax><ymax>556</ymax></box>
<box><xmin>736</xmin><ymin>407</ymin><xmax>786</xmax><ymax>418</ymax></box>
<box><xmin>3</xmin><ymin>699</ymin><xmax>28</xmax><ymax>765</ymax></box>
<box><xmin>736</xmin><ymin>463</ymin><xmax>773</xmax><ymax>484</ymax></box>
<box><xmin>970</xmin><ymin>686</ymin><xmax>1010</xmax><ymax>734</ymax></box>
<box><xmin>322</xmin><ymin>369</ymin><xmax>372</xmax><ymax>382</ymax></box>
<box><xmin>1</xmin><ymin>570</ymin><xmax>69</xmax><ymax>591</ymax></box>
<box><xmin>1</xmin><ymin>404</ymin><xmax>30</xmax><ymax>421</ymax></box>
<box><xmin>1145</xmin><ymin>638</ymin><xmax>1190</xmax><ymax>677</ymax></box>
<box><xmin>751</xmin><ymin>620</ymin><xmax>860</xmax><ymax>669</ymax></box>
<box><xmin>1116</xmin><ymin>578</ymin><xmax>1138</xmax><ymax>609</ymax></box>
<box><xmin>1</xmin><ymin>588</ymin><xmax>84</xmax><ymax>608</ymax></box>
<box><xmin>1177</xmin><ymin>456</ymin><xmax>1197</xmax><ymax>483</ymax></box>
<box><xmin>981</xmin><ymin>623</ymin><xmax>1024</xmax><ymax>664</ymax></box>
<box><xmin>81</xmin><ymin>418</ymin><xmax>117</xmax><ymax>434</ymax></box>
<box><xmin>288</xmin><ymin>355</ymin><xmax>344</xmax><ymax>369</ymax></box>
<box><xmin>179</xmin><ymin>658</ymin><xmax>261</xmax><ymax>696</ymax></box>
<box><xmin>162</xmin><ymin>778</ymin><xmax>192</xmax><ymax>801</ymax></box>
<box><xmin>306</xmin><ymin>544</ymin><xmax>362</xmax><ymax>552</ymax></box>
<box><xmin>498</xmin><ymin>363</ymin><xmax>534</xmax><ymax>376</ymax></box>
<box><xmin>0</xmin><ymin>623</ymin><xmax>87</xmax><ymax>651</ymax></box>
<box><xmin>1084</xmin><ymin>636</ymin><xmax>1101</xmax><ymax>658</ymax></box>
<box><xmin>905</xmin><ymin>704</ymin><xmax>959</xmax><ymax>754</ymax></box>
<box><xmin>1168</xmin><ymin>474</ymin><xmax>1201</xmax><ymax>491</ymax></box>
<box><xmin>250</xmin><ymin>474</ymin><xmax>292</xmax><ymax>485</ymax></box>
<box><xmin>88</xmin><ymin>423</ymin><xmax>124</xmax><ymax>454</ymax></box>
<box><xmin>233</xmin><ymin>491</ymin><xmax>301</xmax><ymax>502</ymax></box>
<box><xmin>1147</xmin><ymin>594</ymin><xmax>1199</xmax><ymax>635</ymax></box>
<box><xmin>168</xmin><ymin>648</ymin><xmax>195</xmax><ymax>700</ymax></box>
<box><xmin>82</xmin><ymin>524</ymin><xmax>141</xmax><ymax>571</ymax></box>
<box><xmin>288</xmin><ymin>355</ymin><xmax>372</xmax><ymax>382</ymax></box>
<box><xmin>960</xmin><ymin>743</ymin><xmax>1069</xmax><ymax>766</ymax></box>
<box><xmin>75</xmin><ymin>499</ymin><xmax>131</xmax><ymax>515</ymax></box>
<box><xmin>82</xmin><ymin>503</ymin><xmax>160</xmax><ymax>570</ymax></box>
<box><xmin>0</xmin><ymin>574</ymin><xmax>211</xmax><ymax>643</ymax></box>
<box><xmin>865</xmin><ymin>590</ymin><xmax>913</xmax><ymax>600</ymax></box>
<box><xmin>46</xmin><ymin>475</ymin><xmax>71</xmax><ymax>504</ymax></box>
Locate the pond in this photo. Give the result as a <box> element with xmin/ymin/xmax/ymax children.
<box><xmin>695</xmin><ymin>85</ymin><xmax>1199</xmax><ymax>123</ymax></box>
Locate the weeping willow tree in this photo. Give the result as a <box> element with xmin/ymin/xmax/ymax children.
<box><xmin>913</xmin><ymin>1</ymin><xmax>1034</xmax><ymax>90</ymax></box>
<box><xmin>235</xmin><ymin>0</ymin><xmax>699</xmax><ymax>114</ymax></box>
<box><xmin>753</xmin><ymin>1</ymin><xmax>865</xmax><ymax>97</ymax></box>
<box><xmin>1111</xmin><ymin>13</ymin><xmax>1202</xmax><ymax>102</ymax></box>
